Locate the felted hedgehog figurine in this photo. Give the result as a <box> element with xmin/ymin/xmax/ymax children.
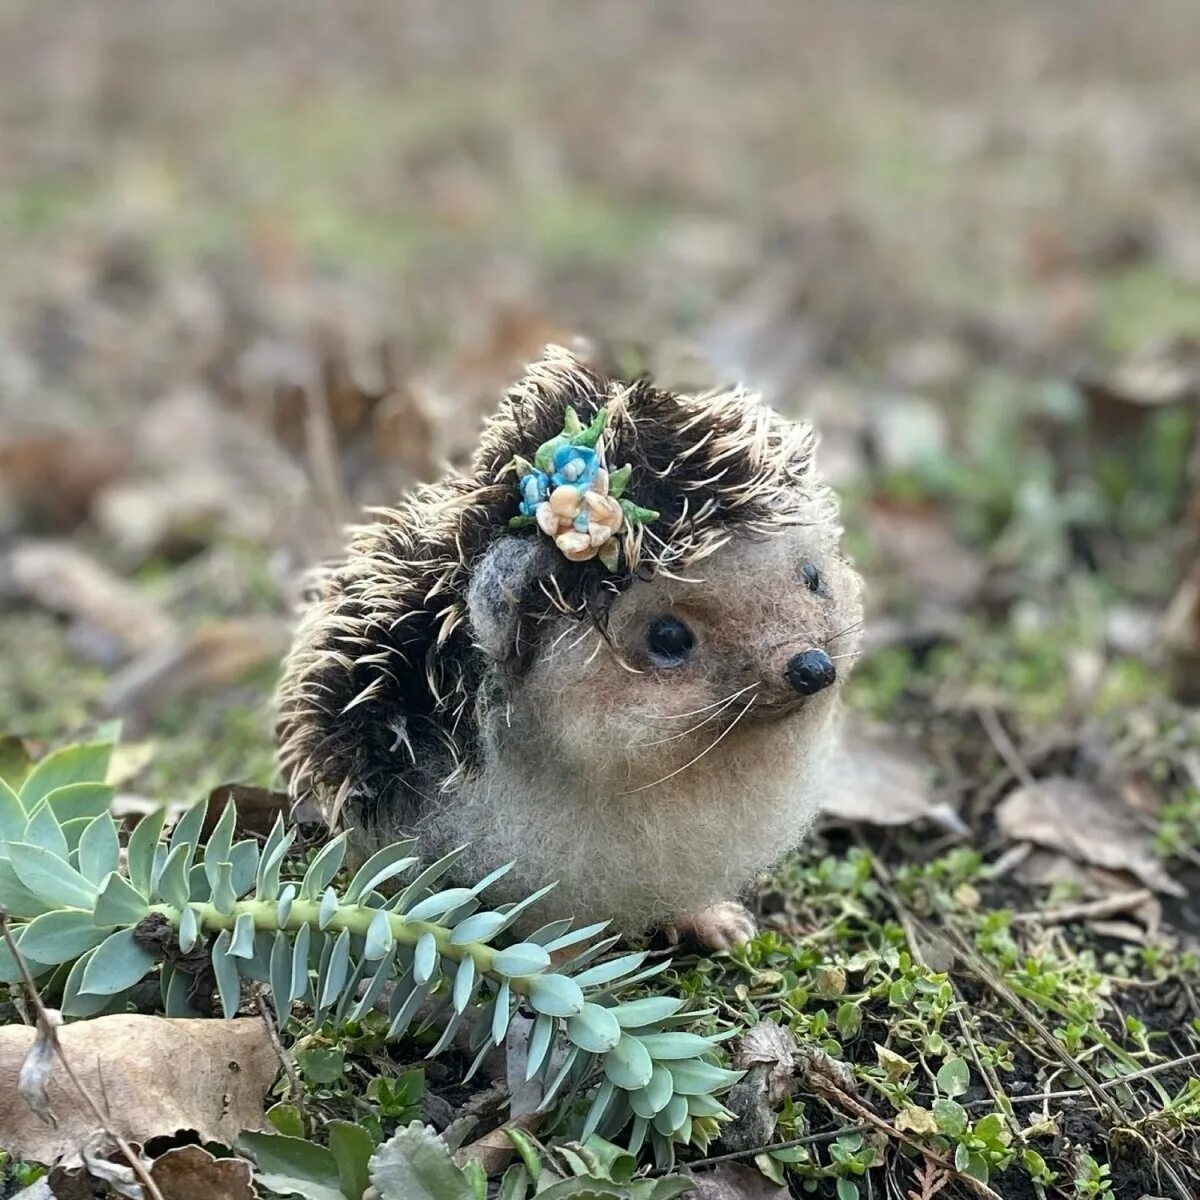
<box><xmin>278</xmin><ymin>346</ymin><xmax>863</xmax><ymax>951</ymax></box>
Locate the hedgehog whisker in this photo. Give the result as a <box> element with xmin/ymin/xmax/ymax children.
<box><xmin>638</xmin><ymin>687</ymin><xmax>750</xmax><ymax>745</ymax></box>
<box><xmin>643</xmin><ymin>682</ymin><xmax>759</xmax><ymax>723</ymax></box>
<box><xmin>622</xmin><ymin>693</ymin><xmax>757</xmax><ymax>795</ymax></box>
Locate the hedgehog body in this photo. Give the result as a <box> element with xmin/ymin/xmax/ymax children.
<box><xmin>278</xmin><ymin>347</ymin><xmax>863</xmax><ymax>938</ymax></box>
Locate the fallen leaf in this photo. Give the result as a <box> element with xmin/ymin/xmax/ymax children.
<box><xmin>204</xmin><ymin>784</ymin><xmax>294</xmax><ymax>841</ymax></box>
<box><xmin>0</xmin><ymin>1015</ymin><xmax>278</xmax><ymax>1163</ymax></box>
<box><xmin>895</xmin><ymin>1106</ymin><xmax>939</xmax><ymax>1135</ymax></box>
<box><xmin>104</xmin><ymin>618</ymin><xmax>289</xmax><ymax>727</ymax></box>
<box><xmin>150</xmin><ymin>1144</ymin><xmax>258</xmax><ymax>1200</ymax></box>
<box><xmin>8</xmin><ymin>540</ymin><xmax>174</xmax><ymax>658</ymax></box>
<box><xmin>823</xmin><ymin>722</ymin><xmax>967</xmax><ymax>835</ymax></box>
<box><xmin>0</xmin><ymin>434</ymin><xmax>129</xmax><ymax>533</ymax></box>
<box><xmin>997</xmin><ymin>778</ymin><xmax>1185</xmax><ymax>897</ymax></box>
<box><xmin>453</xmin><ymin>1113</ymin><xmax>543</xmax><ymax>1176</ymax></box>
<box><xmin>689</xmin><ymin>1162</ymin><xmax>789</xmax><ymax>1199</ymax></box>
<box><xmin>722</xmin><ymin>1021</ymin><xmax>798</xmax><ymax>1152</ymax></box>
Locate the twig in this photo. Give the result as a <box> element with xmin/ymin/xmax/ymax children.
<box><xmin>254</xmin><ymin>990</ymin><xmax>306</xmax><ymax>1119</ymax></box>
<box><xmin>802</xmin><ymin>1072</ymin><xmax>1004</xmax><ymax>1200</ymax></box>
<box><xmin>0</xmin><ymin>909</ymin><xmax>167</xmax><ymax>1200</ymax></box>
<box><xmin>977</xmin><ymin>706</ymin><xmax>1037</xmax><ymax>790</ymax></box>
<box><xmin>965</xmin><ymin>1050</ymin><xmax>1200</xmax><ymax>1108</ymax></box>
<box><xmin>648</xmin><ymin>1122</ymin><xmax>873</xmax><ymax>1176</ymax></box>
<box><xmin>943</xmin><ymin>927</ymin><xmax>1120</xmax><ymax>1121</ymax></box>
<box><xmin>1010</xmin><ymin>889</ymin><xmax>1153</xmax><ymax>927</ymax></box>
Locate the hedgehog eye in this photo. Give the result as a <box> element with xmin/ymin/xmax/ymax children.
<box><xmin>646</xmin><ymin>616</ymin><xmax>694</xmax><ymax>666</ymax></box>
<box><xmin>801</xmin><ymin>562</ymin><xmax>821</xmax><ymax>592</ymax></box>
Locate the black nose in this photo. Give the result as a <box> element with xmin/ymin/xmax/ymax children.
<box><xmin>785</xmin><ymin>649</ymin><xmax>836</xmax><ymax>696</ymax></box>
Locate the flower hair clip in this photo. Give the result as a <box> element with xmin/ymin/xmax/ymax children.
<box><xmin>505</xmin><ymin>405</ymin><xmax>658</xmax><ymax>570</ymax></box>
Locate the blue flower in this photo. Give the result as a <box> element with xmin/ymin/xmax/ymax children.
<box><xmin>550</xmin><ymin>445</ymin><xmax>599</xmax><ymax>490</ymax></box>
<box><xmin>518</xmin><ymin>469</ymin><xmax>550</xmax><ymax>516</ymax></box>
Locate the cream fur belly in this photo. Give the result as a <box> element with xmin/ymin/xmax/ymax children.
<box><xmin>431</xmin><ymin>706</ymin><xmax>838</xmax><ymax>933</ymax></box>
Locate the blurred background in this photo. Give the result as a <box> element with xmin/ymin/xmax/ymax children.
<box><xmin>1</xmin><ymin>0</ymin><xmax>1197</xmax><ymax>812</ymax></box>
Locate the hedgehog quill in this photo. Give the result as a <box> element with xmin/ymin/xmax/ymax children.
<box><xmin>278</xmin><ymin>346</ymin><xmax>864</xmax><ymax>950</ymax></box>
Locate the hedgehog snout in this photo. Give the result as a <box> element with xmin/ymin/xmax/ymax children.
<box><xmin>784</xmin><ymin>648</ymin><xmax>837</xmax><ymax>696</ymax></box>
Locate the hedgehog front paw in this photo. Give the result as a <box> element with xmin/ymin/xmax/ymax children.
<box><xmin>665</xmin><ymin>902</ymin><xmax>756</xmax><ymax>954</ymax></box>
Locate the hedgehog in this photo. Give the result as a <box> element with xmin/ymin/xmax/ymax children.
<box><xmin>277</xmin><ymin>346</ymin><xmax>864</xmax><ymax>950</ymax></box>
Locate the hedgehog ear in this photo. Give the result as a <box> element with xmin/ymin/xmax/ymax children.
<box><xmin>468</xmin><ymin>536</ymin><xmax>554</xmax><ymax>661</ymax></box>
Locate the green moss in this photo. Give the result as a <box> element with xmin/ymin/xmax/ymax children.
<box><xmin>1097</xmin><ymin>264</ymin><xmax>1200</xmax><ymax>356</ymax></box>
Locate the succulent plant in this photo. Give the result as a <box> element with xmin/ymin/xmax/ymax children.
<box><xmin>0</xmin><ymin>738</ymin><xmax>740</xmax><ymax>1164</ymax></box>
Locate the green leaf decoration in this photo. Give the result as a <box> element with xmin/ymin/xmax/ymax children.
<box><xmin>618</xmin><ymin>498</ymin><xmax>660</xmax><ymax>527</ymax></box>
<box><xmin>239</xmin><ymin>1131</ymin><xmax>346</xmax><ymax>1200</ymax></box>
<box><xmin>18</xmin><ymin>742</ymin><xmax>112</xmax><ymax>811</ymax></box>
<box><xmin>93</xmin><ymin>872</ymin><xmax>151</xmax><ymax>926</ymax></box>
<box><xmin>606</xmin><ymin>464</ymin><xmax>632</xmax><ymax>500</ymax></box>
<box><xmin>573</xmin><ymin>406</ymin><xmax>609</xmax><ymax>449</ymax></box>
<box><xmin>80</xmin><ymin>927</ymin><xmax>157</xmax><ymax>996</ymax></box>
<box><xmin>508</xmin><ymin>514</ymin><xmax>537</xmax><ymax>529</ymax></box>
<box><xmin>9</xmin><ymin>842</ymin><xmax>96</xmax><ymax>909</ymax></box>
<box><xmin>77</xmin><ymin>812</ymin><xmax>121</xmax><ymax>886</ymax></box>
<box><xmin>16</xmin><ymin>909</ymin><xmax>110</xmax><ymax>964</ymax></box>
<box><xmin>368</xmin><ymin>1122</ymin><xmax>475</xmax><ymax>1200</ymax></box>
<box><xmin>39</xmin><ymin>782</ymin><xmax>114</xmax><ymax>824</ymax></box>
<box><xmin>562</xmin><ymin>406</ymin><xmax>584</xmax><ymax>436</ymax></box>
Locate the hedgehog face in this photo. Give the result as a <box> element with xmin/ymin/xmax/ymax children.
<box><xmin>505</xmin><ymin>522</ymin><xmax>863</xmax><ymax>796</ymax></box>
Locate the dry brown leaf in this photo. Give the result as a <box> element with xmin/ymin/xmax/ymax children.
<box><xmin>104</xmin><ymin>618</ymin><xmax>290</xmax><ymax>726</ymax></box>
<box><xmin>9</xmin><ymin>540</ymin><xmax>174</xmax><ymax>657</ymax></box>
<box><xmin>823</xmin><ymin>723</ymin><xmax>967</xmax><ymax>835</ymax></box>
<box><xmin>689</xmin><ymin>1163</ymin><xmax>789</xmax><ymax>1199</ymax></box>
<box><xmin>150</xmin><ymin>1144</ymin><xmax>259</xmax><ymax>1200</ymax></box>
<box><xmin>0</xmin><ymin>434</ymin><xmax>129</xmax><ymax>532</ymax></box>
<box><xmin>722</xmin><ymin>1021</ymin><xmax>798</xmax><ymax>1152</ymax></box>
<box><xmin>0</xmin><ymin>1015</ymin><xmax>278</xmax><ymax>1164</ymax></box>
<box><xmin>997</xmin><ymin>778</ymin><xmax>1185</xmax><ymax>898</ymax></box>
<box><xmin>452</xmin><ymin>1113</ymin><xmax>542</xmax><ymax>1175</ymax></box>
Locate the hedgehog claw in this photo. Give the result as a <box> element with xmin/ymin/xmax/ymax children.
<box><xmin>664</xmin><ymin>902</ymin><xmax>756</xmax><ymax>954</ymax></box>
